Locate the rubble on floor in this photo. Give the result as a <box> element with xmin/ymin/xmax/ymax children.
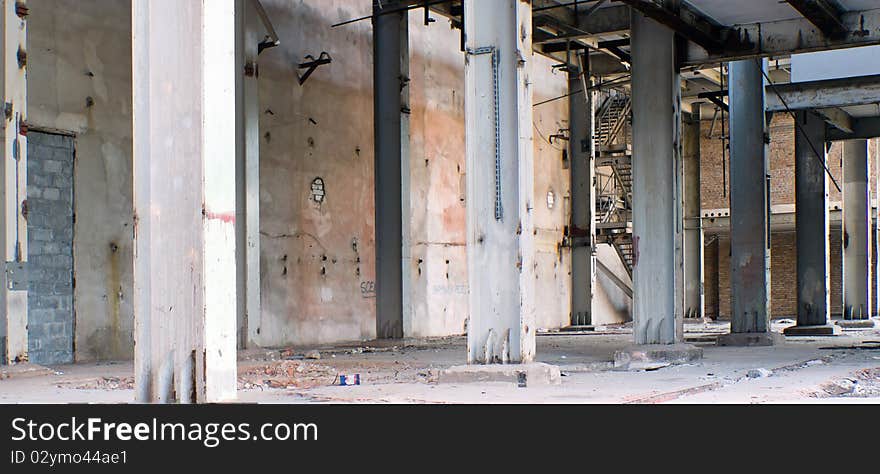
<box><xmin>813</xmin><ymin>367</ymin><xmax>880</xmax><ymax>398</ymax></box>
<box><xmin>57</xmin><ymin>376</ymin><xmax>134</xmax><ymax>391</ymax></box>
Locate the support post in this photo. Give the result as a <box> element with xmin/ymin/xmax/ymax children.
<box><xmin>133</xmin><ymin>0</ymin><xmax>238</xmax><ymax>403</ymax></box>
<box><xmin>785</xmin><ymin>111</ymin><xmax>838</xmax><ymax>336</ymax></box>
<box><xmin>719</xmin><ymin>58</ymin><xmax>777</xmax><ymax>346</ymax></box>
<box><xmin>569</xmin><ymin>52</ymin><xmax>595</xmax><ymax>327</ymax></box>
<box><xmin>237</xmin><ymin>0</ymin><xmax>262</xmax><ymax>347</ymax></box>
<box><xmin>630</xmin><ymin>9</ymin><xmax>684</xmax><ymax>345</ymax></box>
<box><xmin>843</xmin><ymin>139</ymin><xmax>872</xmax><ymax>321</ymax></box>
<box><xmin>683</xmin><ymin>103</ymin><xmax>704</xmax><ymax>320</ymax></box>
<box><xmin>1</xmin><ymin>0</ymin><xmax>28</xmax><ymax>365</ymax></box>
<box><xmin>464</xmin><ymin>0</ymin><xmax>536</xmax><ymax>363</ymax></box>
<box><xmin>373</xmin><ymin>1</ymin><xmax>409</xmax><ymax>339</ymax></box>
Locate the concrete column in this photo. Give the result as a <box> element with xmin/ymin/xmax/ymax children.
<box><xmin>720</xmin><ymin>58</ymin><xmax>776</xmax><ymax>346</ymax></box>
<box><xmin>0</xmin><ymin>0</ymin><xmax>28</xmax><ymax>364</ymax></box>
<box><xmin>373</xmin><ymin>2</ymin><xmax>409</xmax><ymax>339</ymax></box>
<box><xmin>133</xmin><ymin>0</ymin><xmax>238</xmax><ymax>403</ymax></box>
<box><xmin>630</xmin><ymin>10</ymin><xmax>684</xmax><ymax>345</ymax></box>
<box><xmin>236</xmin><ymin>0</ymin><xmax>262</xmax><ymax>348</ymax></box>
<box><xmin>785</xmin><ymin>111</ymin><xmax>837</xmax><ymax>336</ymax></box>
<box><xmin>843</xmin><ymin>139</ymin><xmax>872</xmax><ymax>321</ymax></box>
<box><xmin>569</xmin><ymin>52</ymin><xmax>595</xmax><ymax>327</ymax></box>
<box><xmin>464</xmin><ymin>0</ymin><xmax>536</xmax><ymax>363</ymax></box>
<box><xmin>683</xmin><ymin>104</ymin><xmax>704</xmax><ymax>320</ymax></box>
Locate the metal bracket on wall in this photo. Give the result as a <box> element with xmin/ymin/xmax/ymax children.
<box><xmin>249</xmin><ymin>0</ymin><xmax>281</xmax><ymax>54</ymax></box>
<box><xmin>4</xmin><ymin>262</ymin><xmax>27</xmax><ymax>291</ymax></box>
<box><xmin>297</xmin><ymin>52</ymin><xmax>332</xmax><ymax>86</ymax></box>
<box><xmin>466</xmin><ymin>46</ymin><xmax>503</xmax><ymax>221</ymax></box>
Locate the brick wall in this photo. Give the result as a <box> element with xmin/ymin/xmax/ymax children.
<box><xmin>701</xmin><ymin>115</ymin><xmax>879</xmax><ymax>319</ymax></box>
<box><xmin>27</xmin><ymin>132</ymin><xmax>75</xmax><ymax>365</ymax></box>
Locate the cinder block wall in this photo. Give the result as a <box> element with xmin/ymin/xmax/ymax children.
<box><xmin>27</xmin><ymin>132</ymin><xmax>76</xmax><ymax>364</ymax></box>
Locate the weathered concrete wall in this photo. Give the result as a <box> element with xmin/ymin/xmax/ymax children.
<box><xmin>254</xmin><ymin>1</ymin><xmax>576</xmax><ymax>345</ymax></box>
<box><xmin>531</xmin><ymin>55</ymin><xmax>572</xmax><ymax>331</ymax></box>
<box><xmin>254</xmin><ymin>0</ymin><xmax>377</xmax><ymax>347</ymax></box>
<box><xmin>27</xmin><ymin>131</ymin><xmax>75</xmax><ymax>364</ymax></box>
<box><xmin>28</xmin><ymin>0</ymin><xmax>134</xmax><ymax>361</ymax></box>
<box><xmin>25</xmin><ymin>0</ymin><xmax>578</xmax><ymax>354</ymax></box>
<box><xmin>407</xmin><ymin>14</ymin><xmax>468</xmax><ymax>338</ymax></box>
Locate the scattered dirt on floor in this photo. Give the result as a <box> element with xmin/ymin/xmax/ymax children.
<box><xmin>57</xmin><ymin>376</ymin><xmax>134</xmax><ymax>391</ymax></box>
<box><xmin>813</xmin><ymin>367</ymin><xmax>880</xmax><ymax>398</ymax></box>
<box><xmin>238</xmin><ymin>359</ymin><xmax>440</xmax><ymax>391</ymax></box>
<box><xmin>239</xmin><ymin>360</ymin><xmax>339</xmax><ymax>390</ymax></box>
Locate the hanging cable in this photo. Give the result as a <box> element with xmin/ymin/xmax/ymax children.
<box><xmin>758</xmin><ymin>59</ymin><xmax>842</xmax><ymax>193</ymax></box>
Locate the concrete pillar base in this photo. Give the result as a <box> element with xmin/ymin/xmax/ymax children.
<box><xmin>438</xmin><ymin>363</ymin><xmax>562</xmax><ymax>386</ymax></box>
<box><xmin>783</xmin><ymin>324</ymin><xmax>841</xmax><ymax>336</ymax></box>
<box><xmin>613</xmin><ymin>344</ymin><xmax>703</xmax><ymax>370</ymax></box>
<box><xmin>835</xmin><ymin>319</ymin><xmax>879</xmax><ymax>329</ymax></box>
<box><xmin>717</xmin><ymin>332</ymin><xmax>784</xmax><ymax>347</ymax></box>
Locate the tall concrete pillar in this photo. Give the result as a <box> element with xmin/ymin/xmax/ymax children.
<box><xmin>843</xmin><ymin>139</ymin><xmax>872</xmax><ymax>322</ymax></box>
<box><xmin>719</xmin><ymin>58</ymin><xmax>776</xmax><ymax>346</ymax></box>
<box><xmin>784</xmin><ymin>111</ymin><xmax>837</xmax><ymax>336</ymax></box>
<box><xmin>242</xmin><ymin>2</ymin><xmax>262</xmax><ymax>347</ymax></box>
<box><xmin>569</xmin><ymin>52</ymin><xmax>595</xmax><ymax>327</ymax></box>
<box><xmin>133</xmin><ymin>0</ymin><xmax>238</xmax><ymax>403</ymax></box>
<box><xmin>0</xmin><ymin>0</ymin><xmax>28</xmax><ymax>365</ymax></box>
<box><xmin>373</xmin><ymin>2</ymin><xmax>409</xmax><ymax>339</ymax></box>
<box><xmin>630</xmin><ymin>10</ymin><xmax>684</xmax><ymax>345</ymax></box>
<box><xmin>464</xmin><ymin>0</ymin><xmax>536</xmax><ymax>363</ymax></box>
<box><xmin>236</xmin><ymin>0</ymin><xmax>262</xmax><ymax>348</ymax></box>
<box><xmin>683</xmin><ymin>104</ymin><xmax>704</xmax><ymax>320</ymax></box>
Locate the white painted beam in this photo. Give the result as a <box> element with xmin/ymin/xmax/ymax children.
<box><xmin>1</xmin><ymin>0</ymin><xmax>28</xmax><ymax>364</ymax></box>
<box><xmin>464</xmin><ymin>0</ymin><xmax>536</xmax><ymax>364</ymax></box>
<box><xmin>133</xmin><ymin>0</ymin><xmax>237</xmax><ymax>403</ymax></box>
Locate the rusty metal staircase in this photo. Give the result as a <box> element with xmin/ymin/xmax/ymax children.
<box><xmin>595</xmin><ymin>93</ymin><xmax>631</xmax><ymax>150</ymax></box>
<box><xmin>595</xmin><ymin>92</ymin><xmax>634</xmax><ymax>278</ymax></box>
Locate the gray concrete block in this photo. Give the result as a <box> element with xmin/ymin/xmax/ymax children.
<box><xmin>834</xmin><ymin>319</ymin><xmax>878</xmax><ymax>329</ymax></box>
<box><xmin>438</xmin><ymin>363</ymin><xmax>562</xmax><ymax>386</ymax></box>
<box><xmin>783</xmin><ymin>324</ymin><xmax>841</xmax><ymax>336</ymax></box>
<box><xmin>613</xmin><ymin>344</ymin><xmax>703</xmax><ymax>370</ymax></box>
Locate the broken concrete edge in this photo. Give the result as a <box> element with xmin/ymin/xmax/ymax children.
<box><xmin>716</xmin><ymin>332</ymin><xmax>785</xmax><ymax>347</ymax></box>
<box><xmin>613</xmin><ymin>344</ymin><xmax>703</xmax><ymax>370</ymax></box>
<box><xmin>438</xmin><ymin>363</ymin><xmax>562</xmax><ymax>386</ymax></box>
<box><xmin>783</xmin><ymin>324</ymin><xmax>842</xmax><ymax>336</ymax></box>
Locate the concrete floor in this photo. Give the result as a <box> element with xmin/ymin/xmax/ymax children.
<box><xmin>2</xmin><ymin>320</ymin><xmax>879</xmax><ymax>404</ymax></box>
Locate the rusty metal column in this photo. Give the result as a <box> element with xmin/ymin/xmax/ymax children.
<box><xmin>1</xmin><ymin>0</ymin><xmax>28</xmax><ymax>365</ymax></box>
<box><xmin>842</xmin><ymin>139</ymin><xmax>875</xmax><ymax>327</ymax></box>
<box><xmin>133</xmin><ymin>0</ymin><xmax>238</xmax><ymax>403</ymax></box>
<box><xmin>683</xmin><ymin>104</ymin><xmax>704</xmax><ymax>320</ymax></box>
<box><xmin>464</xmin><ymin>0</ymin><xmax>536</xmax><ymax>363</ymax></box>
<box><xmin>784</xmin><ymin>111</ymin><xmax>838</xmax><ymax>336</ymax></box>
<box><xmin>630</xmin><ymin>9</ymin><xmax>683</xmax><ymax>345</ymax></box>
<box><xmin>569</xmin><ymin>52</ymin><xmax>595</xmax><ymax>327</ymax></box>
<box><xmin>373</xmin><ymin>1</ymin><xmax>409</xmax><ymax>339</ymax></box>
<box><xmin>719</xmin><ymin>58</ymin><xmax>777</xmax><ymax>346</ymax></box>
